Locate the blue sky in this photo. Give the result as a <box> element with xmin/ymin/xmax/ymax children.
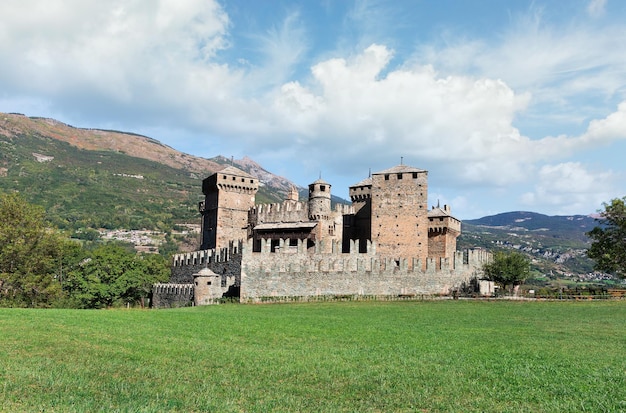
<box><xmin>1</xmin><ymin>0</ymin><xmax>625</xmax><ymax>219</ymax></box>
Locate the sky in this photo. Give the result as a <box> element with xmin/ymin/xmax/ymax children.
<box><xmin>1</xmin><ymin>0</ymin><xmax>625</xmax><ymax>219</ymax></box>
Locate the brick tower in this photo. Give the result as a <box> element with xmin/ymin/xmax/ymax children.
<box><xmin>348</xmin><ymin>176</ymin><xmax>372</xmax><ymax>252</ymax></box>
<box><xmin>370</xmin><ymin>165</ymin><xmax>429</xmax><ymax>263</ymax></box>
<box><xmin>200</xmin><ymin>166</ymin><xmax>258</xmax><ymax>250</ymax></box>
<box><xmin>428</xmin><ymin>204</ymin><xmax>461</xmax><ymax>265</ymax></box>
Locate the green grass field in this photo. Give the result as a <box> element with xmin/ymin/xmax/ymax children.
<box><xmin>0</xmin><ymin>300</ymin><xmax>624</xmax><ymax>412</ymax></box>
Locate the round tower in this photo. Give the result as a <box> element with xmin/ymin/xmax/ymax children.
<box><xmin>308</xmin><ymin>178</ymin><xmax>331</xmax><ymax>220</ymax></box>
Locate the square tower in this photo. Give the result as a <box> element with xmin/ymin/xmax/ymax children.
<box><xmin>348</xmin><ymin>177</ymin><xmax>373</xmax><ymax>252</ymax></box>
<box><xmin>428</xmin><ymin>204</ymin><xmax>461</xmax><ymax>266</ymax></box>
<box><xmin>200</xmin><ymin>166</ymin><xmax>258</xmax><ymax>250</ymax></box>
<box><xmin>370</xmin><ymin>165</ymin><xmax>429</xmax><ymax>263</ymax></box>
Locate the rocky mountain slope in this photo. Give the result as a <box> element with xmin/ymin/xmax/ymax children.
<box><xmin>1</xmin><ymin>113</ymin><xmax>223</xmax><ymax>174</ymax></box>
<box><xmin>0</xmin><ymin>112</ymin><xmax>299</xmax><ymax>231</ymax></box>
<box><xmin>0</xmin><ymin>112</ymin><xmax>299</xmax><ymax>196</ymax></box>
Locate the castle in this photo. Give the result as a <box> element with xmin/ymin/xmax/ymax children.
<box><xmin>152</xmin><ymin>164</ymin><xmax>490</xmax><ymax>307</ymax></box>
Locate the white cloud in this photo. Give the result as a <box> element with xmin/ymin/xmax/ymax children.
<box><xmin>520</xmin><ymin>162</ymin><xmax>617</xmax><ymax>214</ymax></box>
<box><xmin>582</xmin><ymin>101</ymin><xmax>626</xmax><ymax>144</ymax></box>
<box><xmin>0</xmin><ymin>0</ymin><xmax>234</xmax><ymax>121</ymax></box>
<box><xmin>244</xmin><ymin>10</ymin><xmax>309</xmax><ymax>90</ymax></box>
<box><xmin>268</xmin><ymin>44</ymin><xmax>536</xmax><ymax>184</ymax></box>
<box><xmin>414</xmin><ymin>5</ymin><xmax>626</xmax><ymax>127</ymax></box>
<box><xmin>587</xmin><ymin>0</ymin><xmax>607</xmax><ymax>17</ymax></box>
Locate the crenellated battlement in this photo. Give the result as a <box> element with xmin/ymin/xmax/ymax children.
<box><xmin>239</xmin><ymin>237</ymin><xmax>490</xmax><ymax>302</ymax></box>
<box><xmin>172</xmin><ymin>240</ymin><xmax>242</xmax><ymax>267</ymax></box>
<box><xmin>250</xmin><ymin>200</ymin><xmax>309</xmax><ymax>224</ymax></box>
<box><xmin>151</xmin><ymin>283</ymin><xmax>194</xmax><ymax>308</ymax></box>
<box><xmin>242</xmin><ymin>237</ymin><xmax>489</xmax><ymax>274</ymax></box>
<box><xmin>155</xmin><ymin>237</ymin><xmax>490</xmax><ymax>307</ymax></box>
<box><xmin>153</xmin><ymin>283</ymin><xmax>194</xmax><ymax>295</ymax></box>
<box><xmin>334</xmin><ymin>203</ymin><xmax>355</xmax><ymax>215</ymax></box>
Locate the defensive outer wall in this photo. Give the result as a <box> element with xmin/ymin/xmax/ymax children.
<box><xmin>152</xmin><ymin>239</ymin><xmax>490</xmax><ymax>307</ymax></box>
<box><xmin>152</xmin><ymin>241</ymin><xmax>243</xmax><ymax>308</ymax></box>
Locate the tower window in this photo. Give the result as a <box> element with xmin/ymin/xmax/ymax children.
<box><xmin>241</xmin><ymin>178</ymin><xmax>245</xmax><ymax>182</ymax></box>
<box><xmin>397</xmin><ymin>173</ymin><xmax>403</xmax><ymax>179</ymax></box>
<box><xmin>384</xmin><ymin>174</ymin><xmax>389</xmax><ymax>180</ymax></box>
<box><xmin>413</xmin><ymin>172</ymin><xmax>418</xmax><ymax>178</ymax></box>
<box><xmin>320</xmin><ymin>185</ymin><xmax>326</xmax><ymax>191</ymax></box>
<box><xmin>232</xmin><ymin>176</ymin><xmax>236</xmax><ymax>181</ymax></box>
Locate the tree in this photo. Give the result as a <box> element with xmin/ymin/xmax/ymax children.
<box><xmin>0</xmin><ymin>192</ymin><xmax>76</xmax><ymax>307</ymax></box>
<box><xmin>482</xmin><ymin>251</ymin><xmax>530</xmax><ymax>294</ymax></box>
<box><xmin>587</xmin><ymin>197</ymin><xmax>626</xmax><ymax>279</ymax></box>
<box><xmin>64</xmin><ymin>243</ymin><xmax>170</xmax><ymax>308</ymax></box>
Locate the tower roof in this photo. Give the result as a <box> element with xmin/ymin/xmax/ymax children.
<box><xmin>217</xmin><ymin>165</ymin><xmax>256</xmax><ymax>179</ymax></box>
<box><xmin>310</xmin><ymin>178</ymin><xmax>330</xmax><ymax>185</ymax></box>
<box><xmin>428</xmin><ymin>207</ymin><xmax>451</xmax><ymax>218</ymax></box>
<box><xmin>373</xmin><ymin>165</ymin><xmax>426</xmax><ymax>175</ymax></box>
<box><xmin>194</xmin><ymin>267</ymin><xmax>218</xmax><ymax>277</ymax></box>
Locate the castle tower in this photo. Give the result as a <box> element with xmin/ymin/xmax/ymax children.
<box><xmin>347</xmin><ymin>177</ymin><xmax>373</xmax><ymax>252</ymax></box>
<box><xmin>200</xmin><ymin>166</ymin><xmax>258</xmax><ymax>250</ymax></box>
<box><xmin>193</xmin><ymin>267</ymin><xmax>222</xmax><ymax>305</ymax></box>
<box><xmin>308</xmin><ymin>178</ymin><xmax>339</xmax><ymax>253</ymax></box>
<box><xmin>370</xmin><ymin>165</ymin><xmax>429</xmax><ymax>265</ymax></box>
<box><xmin>308</xmin><ymin>178</ymin><xmax>331</xmax><ymax>220</ymax></box>
<box><xmin>286</xmin><ymin>185</ymin><xmax>299</xmax><ymax>202</ymax></box>
<box><xmin>428</xmin><ymin>204</ymin><xmax>461</xmax><ymax>267</ymax></box>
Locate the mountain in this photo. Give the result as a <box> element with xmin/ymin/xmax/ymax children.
<box><xmin>0</xmin><ymin>112</ymin><xmax>299</xmax><ymax>231</ymax></box>
<box><xmin>458</xmin><ymin>211</ymin><xmax>601</xmax><ymax>280</ymax></box>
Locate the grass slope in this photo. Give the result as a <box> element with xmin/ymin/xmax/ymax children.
<box><xmin>1</xmin><ymin>301</ymin><xmax>624</xmax><ymax>412</ymax></box>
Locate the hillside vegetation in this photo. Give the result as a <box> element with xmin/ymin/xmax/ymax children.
<box><xmin>0</xmin><ymin>113</ymin><xmax>291</xmax><ymax>232</ymax></box>
<box><xmin>459</xmin><ymin>211</ymin><xmax>602</xmax><ymax>281</ymax></box>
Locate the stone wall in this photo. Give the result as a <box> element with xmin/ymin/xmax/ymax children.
<box><xmin>153</xmin><ymin>238</ymin><xmax>491</xmax><ymax>307</ymax></box>
<box><xmin>170</xmin><ymin>241</ymin><xmax>243</xmax><ymax>284</ymax></box>
<box><xmin>240</xmin><ymin>239</ymin><xmax>490</xmax><ymax>302</ymax></box>
<box><xmin>250</xmin><ymin>200</ymin><xmax>309</xmax><ymax>224</ymax></box>
<box><xmin>151</xmin><ymin>241</ymin><xmax>244</xmax><ymax>308</ymax></box>
<box><xmin>152</xmin><ymin>283</ymin><xmax>194</xmax><ymax>308</ymax></box>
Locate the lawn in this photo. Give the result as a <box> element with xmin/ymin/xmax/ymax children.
<box><xmin>0</xmin><ymin>300</ymin><xmax>624</xmax><ymax>412</ymax></box>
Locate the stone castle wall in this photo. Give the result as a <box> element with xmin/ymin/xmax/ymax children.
<box><xmin>151</xmin><ymin>242</ymin><xmax>244</xmax><ymax>308</ymax></box>
<box><xmin>240</xmin><ymin>239</ymin><xmax>490</xmax><ymax>302</ymax></box>
<box><xmin>250</xmin><ymin>200</ymin><xmax>309</xmax><ymax>224</ymax></box>
<box><xmin>152</xmin><ymin>238</ymin><xmax>490</xmax><ymax>307</ymax></box>
<box><xmin>152</xmin><ymin>283</ymin><xmax>194</xmax><ymax>308</ymax></box>
<box><xmin>169</xmin><ymin>241</ymin><xmax>243</xmax><ymax>284</ymax></box>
